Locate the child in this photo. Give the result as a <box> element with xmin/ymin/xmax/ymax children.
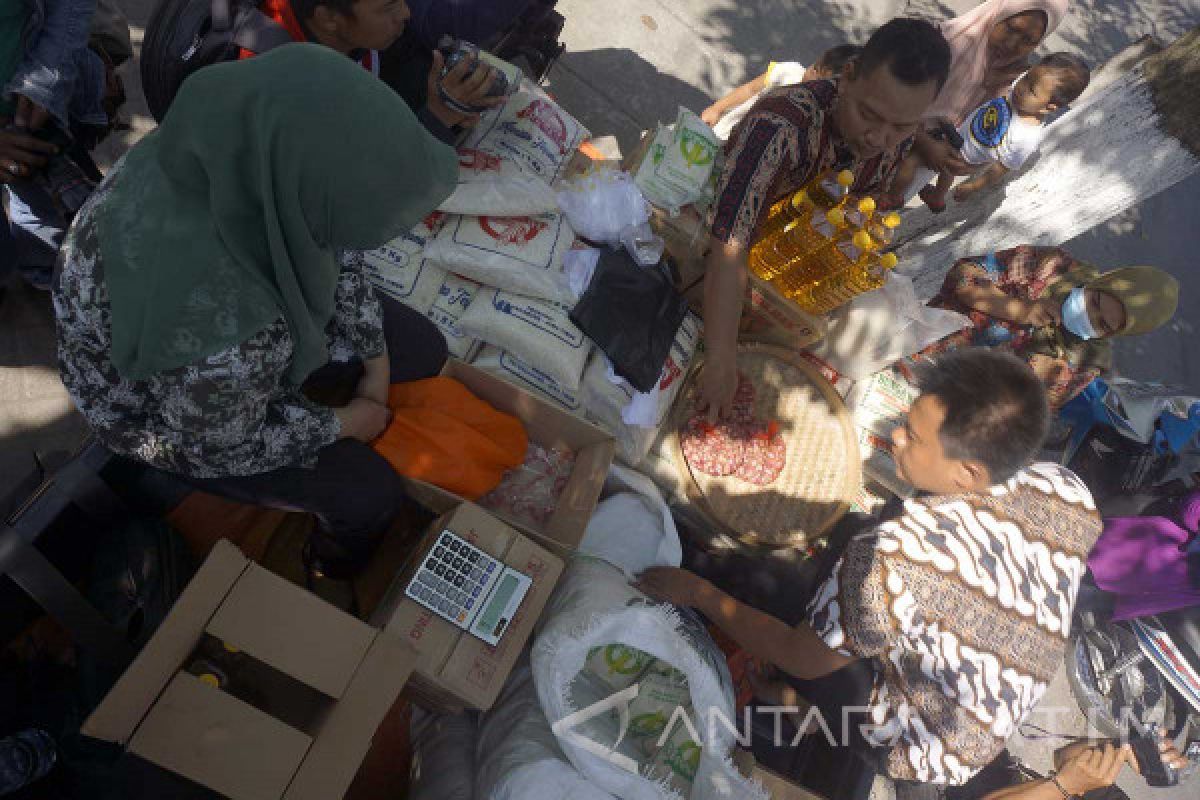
<box><xmin>888</xmin><ymin>52</ymin><xmax>1090</xmax><ymax>212</ymax></box>
<box><xmin>701</xmin><ymin>44</ymin><xmax>861</xmax><ymax>141</ymax></box>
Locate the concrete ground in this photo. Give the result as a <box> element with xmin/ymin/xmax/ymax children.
<box><xmin>1</xmin><ymin>0</ymin><xmax>1197</xmax><ymax>796</ymax></box>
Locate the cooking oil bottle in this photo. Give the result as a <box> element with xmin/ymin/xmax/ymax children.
<box><xmin>792</xmin><ymin>230</ymin><xmax>878</xmax><ymax>314</ymax></box>
<box><xmin>771</xmin><ymin>207</ymin><xmax>850</xmax><ymax>295</ymax></box>
<box><xmin>808</xmin><ymin>169</ymin><xmax>855</xmax><ymax>210</ymax></box>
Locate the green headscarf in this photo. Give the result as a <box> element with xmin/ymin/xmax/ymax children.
<box><xmin>1030</xmin><ymin>263</ymin><xmax>1180</xmax><ymax>371</ymax></box>
<box><xmin>98</xmin><ymin>43</ymin><xmax>458</xmax><ymax>384</ymax></box>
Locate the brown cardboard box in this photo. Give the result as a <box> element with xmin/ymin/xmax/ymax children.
<box><xmin>741</xmin><ymin>276</ymin><xmax>827</xmax><ymax>351</ymax></box>
<box><xmin>370</xmin><ymin>502</ymin><xmax>564</xmax><ymax>711</ymax></box>
<box><xmin>401</xmin><ymin>359</ymin><xmax>615</xmax><ymax>558</ymax></box>
<box><xmin>83</xmin><ymin>541</ymin><xmax>418</xmax><ymax>800</ymax></box>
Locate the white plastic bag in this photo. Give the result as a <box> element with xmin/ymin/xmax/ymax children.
<box><xmin>425</xmin><ymin>212</ymin><xmax>576</xmax><ymax>304</ymax></box>
<box><xmin>532</xmin><ymin>557</ymin><xmax>768</xmax><ymax>800</ymax></box>
<box><xmin>471</xmin><ymin>345</ymin><xmax>585</xmax><ymax>414</ymax></box>
<box><xmin>463</xmin><ymin>79</ymin><xmax>591</xmax><ymax>185</ymax></box>
<box><xmin>811</xmin><ymin>272</ymin><xmax>970</xmax><ymax>380</ymax></box>
<box><xmin>440</xmin><ymin>147</ymin><xmax>559</xmax><ymax>217</ymax></box>
<box><xmin>578</xmin><ymin>465</ymin><xmax>682</xmax><ymax>576</ymax></box>
<box><xmin>457</xmin><ymin>289</ymin><xmax>591</xmax><ymax>390</ymax></box>
<box><xmin>428</xmin><ymin>273</ymin><xmax>483</xmax><ymax>360</ymax></box>
<box><xmin>477</xmin><ymin>660</ymin><xmax>617</xmax><ymax>800</ymax></box>
<box><xmin>556</xmin><ymin>170</ymin><xmax>651</xmax><ymax>248</ymax></box>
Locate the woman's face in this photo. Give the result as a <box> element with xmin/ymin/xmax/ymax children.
<box><xmin>987</xmin><ymin>10</ymin><xmax>1049</xmax><ymax>68</ymax></box>
<box><xmin>1086</xmin><ymin>289</ymin><xmax>1127</xmax><ymax>337</ymax></box>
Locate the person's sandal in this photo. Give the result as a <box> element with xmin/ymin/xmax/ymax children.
<box><xmin>918</xmin><ymin>185</ymin><xmax>947</xmax><ymax>213</ymax></box>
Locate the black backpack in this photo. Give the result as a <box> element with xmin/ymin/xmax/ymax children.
<box><xmin>140</xmin><ymin>0</ymin><xmax>294</xmax><ymax>121</ymax></box>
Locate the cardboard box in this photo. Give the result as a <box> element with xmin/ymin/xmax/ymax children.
<box><xmin>83</xmin><ymin>541</ymin><xmax>418</xmax><ymax>800</ymax></box>
<box><xmin>402</xmin><ymin>359</ymin><xmax>615</xmax><ymax>558</ymax></box>
<box><xmin>741</xmin><ymin>276</ymin><xmax>827</xmax><ymax>350</ymax></box>
<box><xmin>371</xmin><ymin>502</ymin><xmax>564</xmax><ymax>711</ymax></box>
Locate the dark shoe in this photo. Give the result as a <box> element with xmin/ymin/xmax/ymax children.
<box><xmin>301</xmin><ymin>539</ymin><xmax>361</xmax><ymax>616</ymax></box>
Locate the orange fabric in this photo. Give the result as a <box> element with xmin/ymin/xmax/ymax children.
<box><xmin>239</xmin><ymin>0</ymin><xmax>306</xmax><ymax>60</ymax></box>
<box><xmin>373</xmin><ymin>377</ymin><xmax>528</xmax><ymax>500</ymax></box>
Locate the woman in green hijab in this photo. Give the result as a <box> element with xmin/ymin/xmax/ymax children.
<box><xmin>55</xmin><ymin>44</ymin><xmax>458</xmax><ymax>580</ymax></box>
<box><xmin>905</xmin><ymin>245</ymin><xmax>1180</xmax><ymax>410</ymax></box>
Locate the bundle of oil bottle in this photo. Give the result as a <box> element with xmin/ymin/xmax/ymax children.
<box><xmin>749</xmin><ymin>169</ymin><xmax>900</xmax><ymax>315</ymax></box>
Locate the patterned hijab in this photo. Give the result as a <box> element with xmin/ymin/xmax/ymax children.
<box><xmin>927</xmin><ymin>0</ymin><xmax>1069</xmax><ymax>124</ymax></box>
<box><xmin>98</xmin><ymin>44</ymin><xmax>457</xmax><ymax>384</ymax></box>
<box><xmin>1033</xmin><ymin>264</ymin><xmax>1179</xmax><ymax>369</ymax></box>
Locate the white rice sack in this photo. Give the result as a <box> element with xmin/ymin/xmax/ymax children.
<box><xmin>532</xmin><ymin>557</ymin><xmax>768</xmax><ymax>800</ymax></box>
<box><xmin>439</xmin><ymin>147</ymin><xmax>559</xmax><ymax>217</ymax></box>
<box><xmin>349</xmin><ymin>212</ymin><xmax>448</xmax><ymax>308</ymax></box>
<box><xmin>472</xmin><ymin>345</ymin><xmax>584</xmax><ymax>413</ymax></box>
<box><xmin>463</xmin><ymin>79</ymin><xmax>590</xmax><ymax>185</ymax></box>
<box><xmin>409</xmin><ymin>708</ymin><xmax>476</xmax><ymax>800</ymax></box>
<box><xmin>424</xmin><ymin>212</ymin><xmax>576</xmax><ymax>304</ymax></box>
<box><xmin>457</xmin><ymin>289</ymin><xmax>590</xmax><ymax>390</ymax></box>
<box><xmin>427</xmin><ymin>273</ymin><xmax>483</xmax><ymax>360</ymax></box>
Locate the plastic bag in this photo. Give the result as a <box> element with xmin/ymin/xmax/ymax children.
<box><xmin>577</xmin><ymin>465</ymin><xmax>683</xmax><ymax>576</ymax></box>
<box><xmin>410</xmin><ymin>709</ymin><xmax>477</xmax><ymax>800</ymax></box>
<box><xmin>810</xmin><ymin>271</ymin><xmax>970</xmax><ymax>380</ymax></box>
<box><xmin>569</xmin><ymin>249</ymin><xmax>688</xmax><ymax>393</ymax></box>
<box><xmin>633</xmin><ymin>108</ymin><xmax>720</xmax><ymax>216</ymax></box>
<box><xmin>425</xmin><ymin>212</ymin><xmax>576</xmax><ymax>304</ymax></box>
<box><xmin>348</xmin><ymin>212</ymin><xmax>448</xmax><ymax>307</ymax></box>
<box><xmin>472</xmin><ymin>345</ymin><xmax>585</xmax><ymax>414</ymax></box>
<box><xmin>531</xmin><ymin>557</ymin><xmax>767</xmax><ymax>800</ymax></box>
<box><xmin>478</xmin><ymin>444</ymin><xmax>576</xmax><ymax>529</ymax></box>
<box><xmin>439</xmin><ymin>147</ymin><xmax>559</xmax><ymax>217</ymax></box>
<box><xmin>428</xmin><ymin>273</ymin><xmax>484</xmax><ymax>360</ymax></box>
<box><xmin>556</xmin><ymin>170</ymin><xmax>651</xmax><ymax>247</ymax></box>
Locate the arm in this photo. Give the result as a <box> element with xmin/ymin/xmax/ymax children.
<box><xmin>698</xmin><ymin>239</ymin><xmax>749</xmax><ymax>421</ymax></box>
<box><xmin>982</xmin><ymin>744</ymin><xmax>1134</xmax><ymax>800</ymax></box>
<box><xmin>952</xmin><ymin>260</ymin><xmax>1060</xmax><ymax>326</ymax></box>
<box><xmin>954</xmin><ymin>162</ymin><xmax>1009</xmax><ymax>202</ymax></box>
<box><xmin>634</xmin><ymin>568</ymin><xmax>855</xmax><ymax>680</ymax></box>
<box><xmin>328</xmin><ymin>253</ymin><xmax>390</xmax><ymax>406</ymax></box>
<box><xmin>6</xmin><ymin>0</ymin><xmax>96</xmax><ymax>131</ymax></box>
<box><xmin>701</xmin><ymin>73</ymin><xmax>769</xmax><ymax>127</ymax></box>
<box><xmin>1027</xmin><ymin>354</ymin><xmax>1100</xmax><ymax>411</ymax></box>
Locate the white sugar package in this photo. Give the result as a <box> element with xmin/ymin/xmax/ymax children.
<box><xmin>424</xmin><ymin>212</ymin><xmax>576</xmax><ymax>304</ymax></box>
<box><xmin>439</xmin><ymin>147</ymin><xmax>559</xmax><ymax>217</ymax></box>
<box><xmin>456</xmin><ymin>289</ymin><xmax>590</xmax><ymax>390</ymax></box>
<box><xmin>463</xmin><ymin>80</ymin><xmax>590</xmax><ymax>185</ymax></box>
<box><xmin>350</xmin><ymin>212</ymin><xmax>447</xmax><ymax>308</ymax></box>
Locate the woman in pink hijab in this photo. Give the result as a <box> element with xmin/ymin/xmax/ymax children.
<box><xmin>916</xmin><ymin>0</ymin><xmax>1069</xmax><ymax>175</ymax></box>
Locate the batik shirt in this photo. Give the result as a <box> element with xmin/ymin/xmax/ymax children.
<box><xmin>709</xmin><ymin>79</ymin><xmax>910</xmax><ymax>248</ymax></box>
<box><xmin>807</xmin><ymin>463</ymin><xmax>1102</xmax><ymax>785</ymax></box>
<box><xmin>53</xmin><ymin>171</ymin><xmax>386</xmax><ymax>479</ymax></box>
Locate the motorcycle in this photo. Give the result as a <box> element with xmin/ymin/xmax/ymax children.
<box><xmin>1065</xmin><ymin>492</ymin><xmax>1200</xmax><ymax>786</ymax></box>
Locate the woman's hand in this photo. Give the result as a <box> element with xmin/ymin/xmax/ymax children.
<box><xmin>14</xmin><ymin>95</ymin><xmax>51</xmax><ymax>132</ymax></box>
<box><xmin>914</xmin><ymin>129</ymin><xmax>972</xmax><ymax>176</ymax></box>
<box><xmin>0</xmin><ymin>127</ymin><xmax>55</xmax><ymax>183</ymax></box>
<box><xmin>335</xmin><ymin>397</ymin><xmax>391</xmax><ymax>442</ymax></box>
<box><xmin>696</xmin><ymin>352</ymin><xmax>739</xmax><ymax>424</ymax></box>
<box><xmin>633</xmin><ymin>567</ymin><xmax>712</xmax><ymax>609</ymax></box>
<box><xmin>354</xmin><ymin>353</ymin><xmax>390</xmax><ymax>407</ymax></box>
<box><xmin>426</xmin><ymin>50</ymin><xmax>505</xmax><ymax>129</ymax></box>
<box><xmin>701</xmin><ymin>104</ymin><xmax>723</xmax><ymax>127</ymax></box>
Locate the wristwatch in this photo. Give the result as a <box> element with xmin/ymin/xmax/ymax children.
<box><xmin>1049</xmin><ymin>772</ymin><xmax>1081</xmax><ymax>799</ymax></box>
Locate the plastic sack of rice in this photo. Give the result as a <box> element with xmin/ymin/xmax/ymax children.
<box><xmin>348</xmin><ymin>211</ymin><xmax>448</xmax><ymax>308</ymax></box>
<box><xmin>439</xmin><ymin>147</ymin><xmax>559</xmax><ymax>216</ymax></box>
<box><xmin>472</xmin><ymin>345</ymin><xmax>584</xmax><ymax>414</ymax></box>
<box><xmin>634</xmin><ymin>108</ymin><xmax>720</xmax><ymax>215</ymax></box>
<box><xmin>456</xmin><ymin>289</ymin><xmax>590</xmax><ymax>390</ymax></box>
<box><xmin>427</xmin><ymin>273</ymin><xmax>483</xmax><ymax>360</ymax></box>
<box><xmin>424</xmin><ymin>212</ymin><xmax>576</xmax><ymax>304</ymax></box>
<box><xmin>463</xmin><ymin>79</ymin><xmax>591</xmax><ymax>185</ymax></box>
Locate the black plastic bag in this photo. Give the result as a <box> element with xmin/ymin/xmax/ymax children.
<box><xmin>569</xmin><ymin>249</ymin><xmax>688</xmax><ymax>393</ymax></box>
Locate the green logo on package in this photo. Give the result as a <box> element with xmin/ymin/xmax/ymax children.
<box><xmin>665</xmin><ymin>740</ymin><xmax>702</xmax><ymax>779</ymax></box>
<box><xmin>678</xmin><ymin>129</ymin><xmax>715</xmax><ymax>168</ymax></box>
<box><xmin>605</xmin><ymin>645</ymin><xmax>648</xmax><ymax>675</ymax></box>
<box><xmin>651</xmin><ymin>142</ymin><xmax>667</xmax><ymax>165</ymax></box>
<box><xmin>630</xmin><ymin>711</ymin><xmax>669</xmax><ymax>737</ymax></box>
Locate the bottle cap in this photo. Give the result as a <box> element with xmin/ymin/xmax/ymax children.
<box><xmin>853</xmin><ymin>230</ymin><xmax>874</xmax><ymax>250</ymax></box>
<box><xmin>880</xmin><ymin>253</ymin><xmax>899</xmax><ymax>268</ymax></box>
<box><xmin>198</xmin><ymin>673</ymin><xmax>221</xmax><ymax>689</ymax></box>
<box><xmin>836</xmin><ymin>170</ymin><xmax>855</xmax><ymax>187</ymax></box>
<box><xmin>826</xmin><ymin>208</ymin><xmax>846</xmax><ymax>226</ymax></box>
<box><xmin>882</xmin><ymin>212</ymin><xmax>901</xmax><ymax>228</ymax></box>
<box><xmin>791</xmin><ymin>189</ymin><xmax>809</xmax><ymax>208</ymax></box>
<box><xmin>222</xmin><ymin>641</ymin><xmax>241</xmax><ymax>654</ymax></box>
<box><xmin>857</xmin><ymin>197</ymin><xmax>877</xmax><ymax>214</ymax></box>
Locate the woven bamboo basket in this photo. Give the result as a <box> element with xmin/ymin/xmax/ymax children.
<box><xmin>671</xmin><ymin>343</ymin><xmax>861</xmax><ymax>549</ymax></box>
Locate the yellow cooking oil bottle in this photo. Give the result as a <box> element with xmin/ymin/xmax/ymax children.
<box><xmin>749</xmin><ymin>170</ymin><xmax>854</xmax><ymax>280</ymax></box>
<box><xmin>771</xmin><ymin>206</ymin><xmax>850</xmax><ymax>295</ymax></box>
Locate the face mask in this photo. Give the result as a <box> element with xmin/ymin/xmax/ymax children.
<box><xmin>1061</xmin><ymin>288</ymin><xmax>1098</xmax><ymax>340</ymax></box>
